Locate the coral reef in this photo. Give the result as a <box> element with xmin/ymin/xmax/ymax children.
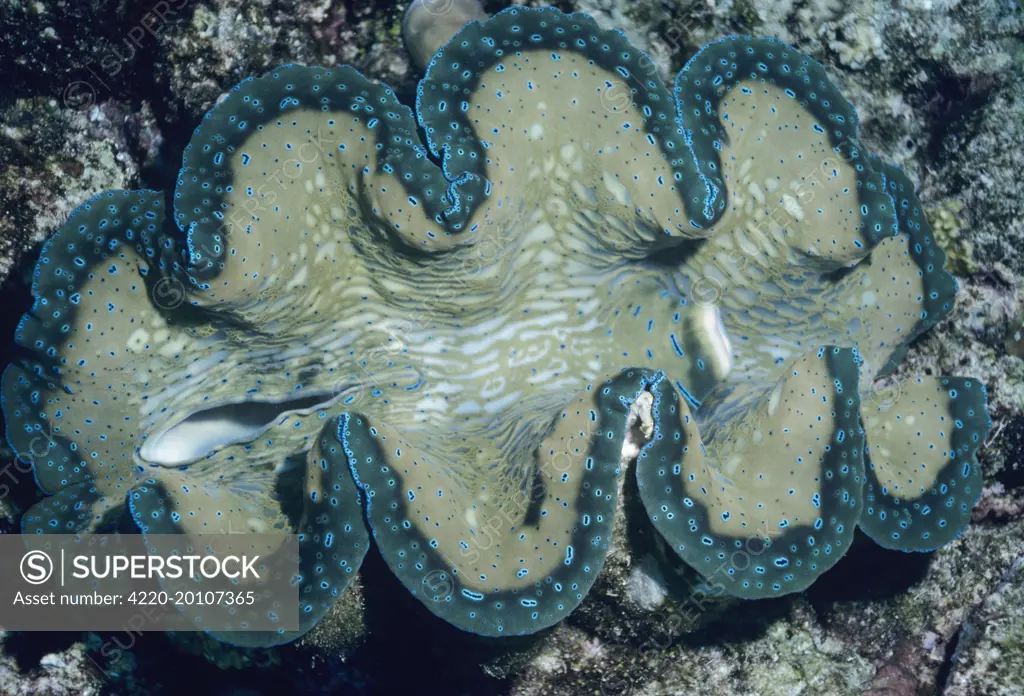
<box><xmin>928</xmin><ymin>200</ymin><xmax>977</xmax><ymax>276</ymax></box>
<box><xmin>2</xmin><ymin>3</ymin><xmax>989</xmax><ymax>648</ymax></box>
<box><xmin>0</xmin><ymin>637</ymin><xmax>104</xmax><ymax>696</ymax></box>
<box><xmin>945</xmin><ymin>557</ymin><xmax>1024</xmax><ymax>695</ymax></box>
<box><xmin>0</xmin><ymin>0</ymin><xmax>1021</xmax><ymax>694</ymax></box>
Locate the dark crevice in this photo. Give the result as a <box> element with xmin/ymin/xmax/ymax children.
<box><xmin>936</xmin><ymin>622</ymin><xmax>965</xmax><ymax>693</ymax></box>
<box><xmin>2</xmin><ymin>630</ymin><xmax>83</xmax><ymax>676</ymax></box>
<box><xmin>993</xmin><ymin>413</ymin><xmax>1024</xmax><ymax>490</ymax></box>
<box><xmin>807</xmin><ymin>530</ymin><xmax>932</xmax><ymax>606</ymax></box>
<box><xmin>920</xmin><ymin>67</ymin><xmax>1001</xmax><ymax>181</ymax></box>
<box><xmin>352</xmin><ymin>543</ymin><xmax>525</xmax><ymax>693</ymax></box>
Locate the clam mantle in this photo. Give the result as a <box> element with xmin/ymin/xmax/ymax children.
<box><xmin>2</xmin><ymin>5</ymin><xmax>988</xmax><ymax>645</ymax></box>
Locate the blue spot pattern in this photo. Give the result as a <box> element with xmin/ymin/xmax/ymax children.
<box><xmin>1</xmin><ymin>6</ymin><xmax>989</xmax><ymax>643</ymax></box>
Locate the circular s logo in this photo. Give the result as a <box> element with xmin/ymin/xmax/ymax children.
<box><xmin>420</xmin><ymin>0</ymin><xmax>456</xmax><ymax>16</ymax></box>
<box><xmin>152</xmin><ymin>277</ymin><xmax>186</xmax><ymax>310</ymax></box>
<box><xmin>600</xmin><ymin>80</ymin><xmax>634</xmax><ymax>113</ymax></box>
<box><xmin>422</xmin><ymin>569</ymin><xmax>454</xmax><ymax>602</ymax></box>
<box><xmin>20</xmin><ymin>550</ymin><xmax>53</xmax><ymax>585</ymax></box>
